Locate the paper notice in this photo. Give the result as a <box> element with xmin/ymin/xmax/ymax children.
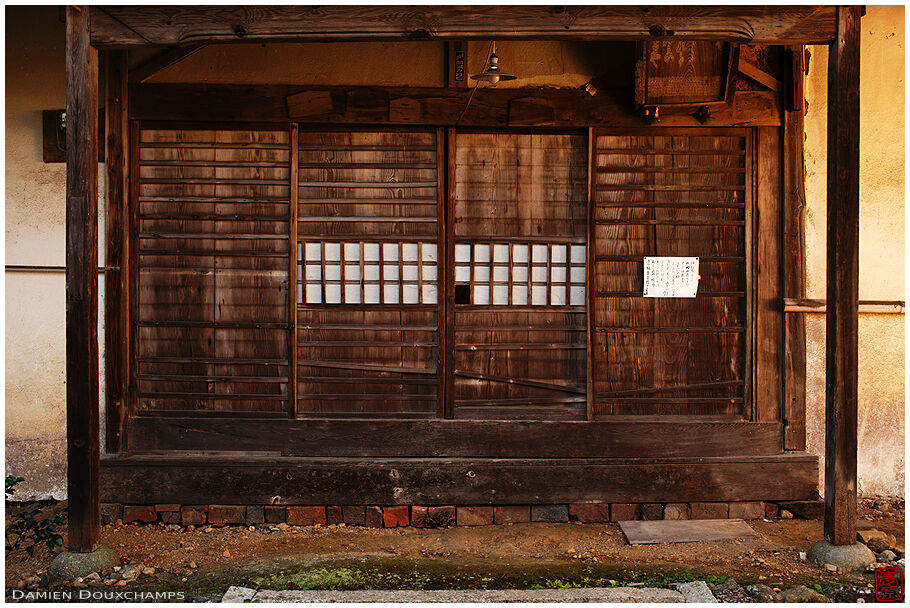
<box><xmin>643</xmin><ymin>257</ymin><xmax>700</xmax><ymax>298</ymax></box>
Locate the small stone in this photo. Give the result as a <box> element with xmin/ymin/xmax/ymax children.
<box><xmin>84</xmin><ymin>572</ymin><xmax>101</xmax><ymax>583</ymax></box>
<box><xmin>121</xmin><ymin>564</ymin><xmax>143</xmax><ymax>580</ymax></box>
<box><xmin>222</xmin><ymin>550</ymin><xmax>231</xmax><ymax>558</ymax></box>
<box><xmin>799</xmin><ymin>551</ymin><xmax>807</xmax><ymax>560</ymax></box>
<box><xmin>780</xmin><ymin>509</ymin><xmax>794</xmax><ymax>519</ymax></box>
<box><xmin>867</xmin><ymin>534</ymin><xmax>897</xmax><ymax>553</ymax></box>
<box><xmin>745</xmin><ymin>583</ymin><xmax>781</xmax><ymax>602</ymax></box>
<box><xmin>712</xmin><ymin>580</ymin><xmax>752</xmax><ymax>602</ymax></box>
<box><xmin>189</xmin><ymin>561</ymin><xmax>197</xmax><ymax>569</ymax></box>
<box><xmin>824</xmin><ymin>563</ymin><xmax>838</xmax><ymax>572</ymax></box>
<box><xmin>277</xmin><ymin>523</ymin><xmax>290</xmax><ymax>530</ymax></box>
<box><xmin>141</xmin><ymin>567</ymin><xmax>155</xmax><ymax>576</ymax></box>
<box><xmin>113</xmin><ymin>566</ymin><xmax>122</xmax><ymax>572</ymax></box>
<box><xmin>877</xmin><ymin>550</ymin><xmax>897</xmax><ymax>563</ymax></box>
<box><xmin>116</xmin><ymin>580</ymin><xmax>127</xmax><ymax>586</ymax></box>
<box><xmin>779</xmin><ymin>584</ymin><xmax>830</xmax><ymax>603</ymax></box>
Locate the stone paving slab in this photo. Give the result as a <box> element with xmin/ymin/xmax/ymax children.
<box><xmin>223</xmin><ymin>587</ymin><xmax>686</xmax><ymax>603</ymax></box>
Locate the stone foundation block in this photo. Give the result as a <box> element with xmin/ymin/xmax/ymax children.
<box><xmin>457</xmin><ymin>506</ymin><xmax>494</xmax><ymax>526</ymax></box>
<box><xmin>245</xmin><ymin>505</ymin><xmax>264</xmax><ymax>525</ymax></box>
<box><xmin>365</xmin><ymin>506</ymin><xmax>383</xmax><ymax>528</ymax></box>
<box><xmin>427</xmin><ymin>506</ymin><xmax>456</xmax><ymax>528</ymax></box>
<box><xmin>180</xmin><ymin>505</ymin><xmax>207</xmax><ymax>526</ymax></box>
<box><xmin>383</xmin><ymin>506</ymin><xmax>410</xmax><ymax>528</ymax></box>
<box><xmin>691</xmin><ymin>502</ymin><xmax>729</xmax><ymax>520</ymax></box>
<box><xmin>287</xmin><ymin>506</ymin><xmax>326</xmax><ymax>526</ymax></box>
<box><xmin>642</xmin><ymin>504</ymin><xmax>664</xmax><ymax>520</ymax></box>
<box><xmin>160</xmin><ymin>511</ymin><xmax>181</xmax><ymax>525</ymax></box>
<box><xmin>494</xmin><ymin>506</ymin><xmax>531</xmax><ymax>525</ymax></box>
<box><xmin>326</xmin><ymin>506</ymin><xmax>344</xmax><ymax>525</ymax></box>
<box><xmin>411</xmin><ymin>506</ymin><xmax>431</xmax><ymax>528</ymax></box>
<box><xmin>264</xmin><ymin>506</ymin><xmax>287</xmax><ymax>524</ymax></box>
<box><xmin>531</xmin><ymin>504</ymin><xmax>569</xmax><ymax>523</ymax></box>
<box><xmin>569</xmin><ymin>503</ymin><xmax>610</xmax><ymax>523</ymax></box>
<box><xmin>100</xmin><ymin>503</ymin><xmax>122</xmax><ymax>526</ymax></box>
<box><xmin>610</xmin><ymin>503</ymin><xmax>641</xmax><ymax>522</ymax></box>
<box><xmin>342</xmin><ymin>506</ymin><xmax>366</xmax><ymax>526</ymax></box>
<box><xmin>124</xmin><ymin>505</ymin><xmax>157</xmax><ymax>524</ymax></box>
<box><xmin>664</xmin><ymin>503</ymin><xmax>691</xmax><ymax>520</ymax></box>
<box><xmin>764</xmin><ymin>502</ymin><xmax>780</xmax><ymax>519</ymax></box>
<box><xmin>728</xmin><ymin>502</ymin><xmax>765</xmax><ymax>520</ymax></box>
<box><xmin>208</xmin><ymin>505</ymin><xmax>246</xmax><ymax>525</ymax></box>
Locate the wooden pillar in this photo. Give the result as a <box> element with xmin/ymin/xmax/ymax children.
<box><xmin>104</xmin><ymin>50</ymin><xmax>130</xmax><ymax>453</ymax></box>
<box><xmin>783</xmin><ymin>46</ymin><xmax>808</xmax><ymax>450</ymax></box>
<box><xmin>65</xmin><ymin>5</ymin><xmax>101</xmax><ymax>553</ymax></box>
<box><xmin>824</xmin><ymin>5</ymin><xmax>861</xmax><ymax>547</ymax></box>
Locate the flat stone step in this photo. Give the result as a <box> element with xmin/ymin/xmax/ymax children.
<box><xmin>222</xmin><ymin>586</ymin><xmax>687</xmax><ymax>603</ymax></box>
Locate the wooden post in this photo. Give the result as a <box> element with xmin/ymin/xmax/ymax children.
<box><xmin>65</xmin><ymin>5</ymin><xmax>101</xmax><ymax>553</ymax></box>
<box><xmin>783</xmin><ymin>45</ymin><xmax>808</xmax><ymax>450</ymax></box>
<box><xmin>104</xmin><ymin>49</ymin><xmax>129</xmax><ymax>453</ymax></box>
<box><xmin>824</xmin><ymin>5</ymin><xmax>861</xmax><ymax>547</ymax></box>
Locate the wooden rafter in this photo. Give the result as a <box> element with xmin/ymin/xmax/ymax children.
<box><xmin>90</xmin><ymin>6</ymin><xmax>838</xmax><ymax>47</ymax></box>
<box><xmin>128</xmin><ymin>44</ymin><xmax>206</xmax><ymax>83</ymax></box>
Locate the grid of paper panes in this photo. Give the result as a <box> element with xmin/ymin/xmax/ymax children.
<box><xmin>454</xmin><ymin>242</ymin><xmax>585</xmax><ymax>305</ymax></box>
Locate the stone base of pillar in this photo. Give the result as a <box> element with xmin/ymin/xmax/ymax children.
<box><xmin>48</xmin><ymin>546</ymin><xmax>120</xmax><ymax>581</ymax></box>
<box><xmin>808</xmin><ymin>540</ymin><xmax>875</xmax><ymax>574</ymax></box>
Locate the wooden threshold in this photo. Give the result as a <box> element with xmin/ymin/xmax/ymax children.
<box><xmin>126</xmin><ymin>417</ymin><xmax>784</xmax><ymax>458</ymax></box>
<box><xmin>100</xmin><ymin>453</ymin><xmax>819</xmax><ymax>505</ymax></box>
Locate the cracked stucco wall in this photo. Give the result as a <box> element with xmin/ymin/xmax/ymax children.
<box><xmin>804</xmin><ymin>5</ymin><xmax>905</xmax><ymax>497</ymax></box>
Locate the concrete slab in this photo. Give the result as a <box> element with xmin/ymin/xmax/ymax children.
<box><xmin>246</xmin><ymin>587</ymin><xmax>686</xmax><ymax>603</ymax></box>
<box><xmin>673</xmin><ymin>581</ymin><xmax>719</xmax><ymax>603</ymax></box>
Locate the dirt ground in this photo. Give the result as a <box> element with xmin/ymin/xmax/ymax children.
<box><xmin>5</xmin><ymin>499</ymin><xmax>904</xmax><ymax>597</ymax></box>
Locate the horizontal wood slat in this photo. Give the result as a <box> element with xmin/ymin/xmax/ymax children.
<box><xmin>100</xmin><ymin>452</ymin><xmax>818</xmax><ymax>505</ymax></box>
<box><xmin>127</xmin><ymin>418</ymin><xmax>784</xmax><ymax>457</ymax></box>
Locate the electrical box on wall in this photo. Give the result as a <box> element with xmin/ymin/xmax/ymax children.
<box><xmin>42</xmin><ymin>109</ymin><xmax>105</xmax><ymax>163</ymax></box>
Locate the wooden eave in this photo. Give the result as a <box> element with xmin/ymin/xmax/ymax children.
<box><xmin>90</xmin><ymin>5</ymin><xmax>837</xmax><ymax>47</ymax></box>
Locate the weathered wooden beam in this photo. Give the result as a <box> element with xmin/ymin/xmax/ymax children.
<box><xmin>784</xmin><ymin>299</ymin><xmax>905</xmax><ymax>314</ymax></box>
<box><xmin>738</xmin><ymin>58</ymin><xmax>782</xmax><ymax>92</ymax></box>
<box><xmin>100</xmin><ymin>453</ymin><xmax>819</xmax><ymax>505</ymax></box>
<box><xmin>783</xmin><ymin>45</ymin><xmax>807</xmax><ymax>451</ymax></box>
<box><xmin>824</xmin><ymin>5</ymin><xmax>861</xmax><ymax>547</ymax></box>
<box><xmin>65</xmin><ymin>5</ymin><xmax>101</xmax><ymax>553</ymax></box>
<box><xmin>89</xmin><ymin>6</ymin><xmax>837</xmax><ymax>47</ymax></box>
<box><xmin>127</xmin><ymin>418</ymin><xmax>786</xmax><ymax>458</ymax></box>
<box><xmin>103</xmin><ymin>50</ymin><xmax>130</xmax><ymax>454</ymax></box>
<box><xmin>128</xmin><ymin>44</ymin><xmax>206</xmax><ymax>83</ymax></box>
<box><xmin>129</xmin><ymin>83</ymin><xmax>782</xmax><ymax>127</ymax></box>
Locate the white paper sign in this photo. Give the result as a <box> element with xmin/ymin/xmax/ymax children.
<box><xmin>643</xmin><ymin>257</ymin><xmax>700</xmax><ymax>298</ymax></box>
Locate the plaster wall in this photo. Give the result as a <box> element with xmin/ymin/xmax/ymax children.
<box><xmin>5</xmin><ymin>6</ymin><xmax>905</xmax><ymax>499</ymax></box>
<box><xmin>804</xmin><ymin>4</ymin><xmax>905</xmax><ymax>497</ymax></box>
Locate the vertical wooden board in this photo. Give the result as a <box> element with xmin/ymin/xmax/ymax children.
<box><xmin>104</xmin><ymin>49</ymin><xmax>130</xmax><ymax>453</ymax></box>
<box><xmin>288</xmin><ymin>124</ymin><xmax>299</xmax><ymax>418</ymax></box>
<box><xmin>753</xmin><ymin>127</ymin><xmax>783</xmax><ymax>422</ymax></box>
<box><xmin>783</xmin><ymin>46</ymin><xmax>807</xmax><ymax>450</ymax></box>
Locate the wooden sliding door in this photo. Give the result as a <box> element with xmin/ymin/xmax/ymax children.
<box><xmin>134</xmin><ymin>125</ymin><xmax>292</xmax><ymax>415</ymax></box>
<box><xmin>295</xmin><ymin>129</ymin><xmax>444</xmax><ymax>417</ymax></box>
<box><xmin>451</xmin><ymin>131</ymin><xmax>589</xmax><ymax>420</ymax></box>
<box><xmin>589</xmin><ymin>128</ymin><xmax>748</xmax><ymax>417</ymax></box>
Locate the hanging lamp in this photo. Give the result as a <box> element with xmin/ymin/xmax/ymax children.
<box><xmin>470</xmin><ymin>42</ymin><xmax>517</xmax><ymax>84</ymax></box>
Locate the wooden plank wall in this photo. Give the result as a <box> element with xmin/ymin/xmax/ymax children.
<box><xmin>589</xmin><ymin>128</ymin><xmax>748</xmax><ymax>417</ymax></box>
<box><xmin>135</xmin><ymin>126</ymin><xmax>291</xmax><ymax>414</ymax></box>
<box><xmin>295</xmin><ymin>130</ymin><xmax>442</xmax><ymax>417</ymax></box>
<box><xmin>452</xmin><ymin>132</ymin><xmax>588</xmax><ymax>420</ymax></box>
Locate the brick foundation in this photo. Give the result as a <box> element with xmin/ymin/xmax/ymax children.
<box><xmin>103</xmin><ymin>500</ymin><xmax>817</xmax><ymax>528</ymax></box>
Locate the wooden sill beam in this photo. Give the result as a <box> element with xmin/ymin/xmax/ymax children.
<box><xmin>90</xmin><ymin>6</ymin><xmax>837</xmax><ymax>47</ymax></box>
<box><xmin>784</xmin><ymin>299</ymin><xmax>904</xmax><ymax>315</ymax></box>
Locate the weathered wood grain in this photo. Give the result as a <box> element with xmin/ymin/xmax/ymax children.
<box><xmin>129</xmin><ymin>84</ymin><xmax>782</xmax><ymax>128</ymax></box>
<box><xmin>100</xmin><ymin>452</ymin><xmax>819</xmax><ymax>505</ymax></box>
<box><xmin>90</xmin><ymin>6</ymin><xmax>837</xmax><ymax>47</ymax></box>
<box><xmin>104</xmin><ymin>50</ymin><xmax>130</xmax><ymax>454</ymax></box>
<box><xmin>824</xmin><ymin>5</ymin><xmax>861</xmax><ymax>547</ymax></box>
<box><xmin>65</xmin><ymin>5</ymin><xmax>101</xmax><ymax>553</ymax></box>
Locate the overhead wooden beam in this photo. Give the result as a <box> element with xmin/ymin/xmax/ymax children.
<box><xmin>65</xmin><ymin>5</ymin><xmax>101</xmax><ymax>553</ymax></box>
<box><xmin>90</xmin><ymin>6</ymin><xmax>838</xmax><ymax>47</ymax></box>
<box><xmin>128</xmin><ymin>44</ymin><xmax>206</xmax><ymax>83</ymax></box>
<box><xmin>103</xmin><ymin>50</ymin><xmax>130</xmax><ymax>454</ymax></box>
<box><xmin>824</xmin><ymin>5</ymin><xmax>861</xmax><ymax>547</ymax></box>
<box><xmin>129</xmin><ymin>83</ymin><xmax>782</xmax><ymax>128</ymax></box>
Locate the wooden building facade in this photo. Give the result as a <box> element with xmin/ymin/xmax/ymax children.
<box><xmin>63</xmin><ymin>5</ymin><xmax>864</xmax><ymax>552</ymax></box>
